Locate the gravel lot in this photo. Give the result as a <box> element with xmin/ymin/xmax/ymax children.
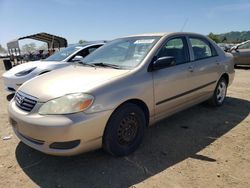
<box><xmin>0</xmin><ymin>60</ymin><xmax>249</xmax><ymax>188</ymax></box>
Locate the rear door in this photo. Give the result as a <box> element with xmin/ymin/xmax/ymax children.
<box><xmin>152</xmin><ymin>36</ymin><xmax>195</xmax><ymax>120</ymax></box>
<box><xmin>187</xmin><ymin>36</ymin><xmax>220</xmax><ymax>99</ymax></box>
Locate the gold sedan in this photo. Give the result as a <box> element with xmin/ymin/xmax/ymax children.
<box><xmin>8</xmin><ymin>32</ymin><xmax>235</xmax><ymax>156</ymax></box>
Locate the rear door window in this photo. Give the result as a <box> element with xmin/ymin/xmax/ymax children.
<box><xmin>88</xmin><ymin>45</ymin><xmax>102</xmax><ymax>53</ymax></box>
<box><xmin>69</xmin><ymin>45</ymin><xmax>102</xmax><ymax>62</ymax></box>
<box><xmin>189</xmin><ymin>38</ymin><xmax>217</xmax><ymax>60</ymax></box>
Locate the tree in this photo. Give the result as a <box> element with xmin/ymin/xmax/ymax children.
<box><xmin>21</xmin><ymin>43</ymin><xmax>37</xmax><ymax>53</ymax></box>
<box><xmin>221</xmin><ymin>36</ymin><xmax>227</xmax><ymax>43</ymax></box>
<box><xmin>216</xmin><ymin>31</ymin><xmax>250</xmax><ymax>43</ymax></box>
<box><xmin>37</xmin><ymin>43</ymin><xmax>48</xmax><ymax>51</ymax></box>
<box><xmin>79</xmin><ymin>40</ymin><xmax>86</xmax><ymax>44</ymax></box>
<box><xmin>208</xmin><ymin>33</ymin><xmax>221</xmax><ymax>43</ymax></box>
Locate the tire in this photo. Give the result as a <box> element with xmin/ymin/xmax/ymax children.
<box><xmin>208</xmin><ymin>77</ymin><xmax>228</xmax><ymax>106</ymax></box>
<box><xmin>103</xmin><ymin>103</ymin><xmax>146</xmax><ymax>156</ymax></box>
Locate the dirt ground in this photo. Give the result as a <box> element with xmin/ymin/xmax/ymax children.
<box><xmin>0</xmin><ymin>60</ymin><xmax>249</xmax><ymax>188</ymax></box>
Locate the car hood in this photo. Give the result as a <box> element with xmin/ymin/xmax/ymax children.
<box><xmin>2</xmin><ymin>60</ymin><xmax>64</xmax><ymax>77</ymax></box>
<box><xmin>19</xmin><ymin>65</ymin><xmax>130</xmax><ymax>102</ymax></box>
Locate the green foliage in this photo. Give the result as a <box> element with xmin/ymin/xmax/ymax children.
<box><xmin>37</xmin><ymin>43</ymin><xmax>48</xmax><ymax>51</ymax></box>
<box><xmin>20</xmin><ymin>43</ymin><xmax>47</xmax><ymax>53</ymax></box>
<box><xmin>208</xmin><ymin>33</ymin><xmax>221</xmax><ymax>43</ymax></box>
<box><xmin>217</xmin><ymin>31</ymin><xmax>250</xmax><ymax>43</ymax></box>
<box><xmin>79</xmin><ymin>40</ymin><xmax>86</xmax><ymax>44</ymax></box>
<box><xmin>21</xmin><ymin>43</ymin><xmax>37</xmax><ymax>53</ymax></box>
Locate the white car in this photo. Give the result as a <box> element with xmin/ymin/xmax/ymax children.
<box><xmin>2</xmin><ymin>42</ymin><xmax>104</xmax><ymax>92</ymax></box>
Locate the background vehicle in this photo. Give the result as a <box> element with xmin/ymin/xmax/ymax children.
<box><xmin>230</xmin><ymin>40</ymin><xmax>250</xmax><ymax>66</ymax></box>
<box><xmin>218</xmin><ymin>43</ymin><xmax>234</xmax><ymax>52</ymax></box>
<box><xmin>8</xmin><ymin>32</ymin><xmax>234</xmax><ymax>157</ymax></box>
<box><xmin>2</xmin><ymin>41</ymin><xmax>105</xmax><ymax>92</ymax></box>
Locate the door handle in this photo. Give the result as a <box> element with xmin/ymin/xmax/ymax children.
<box><xmin>216</xmin><ymin>60</ymin><xmax>220</xmax><ymax>65</ymax></box>
<box><xmin>188</xmin><ymin>66</ymin><xmax>194</xmax><ymax>72</ymax></box>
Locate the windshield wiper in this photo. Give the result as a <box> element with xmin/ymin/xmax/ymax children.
<box><xmin>93</xmin><ymin>62</ymin><xmax>121</xmax><ymax>69</ymax></box>
<box><xmin>75</xmin><ymin>61</ymin><xmax>96</xmax><ymax>67</ymax></box>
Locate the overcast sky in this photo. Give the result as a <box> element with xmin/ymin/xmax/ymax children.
<box><xmin>0</xmin><ymin>0</ymin><xmax>249</xmax><ymax>47</ymax></box>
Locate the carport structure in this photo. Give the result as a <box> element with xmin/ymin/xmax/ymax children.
<box><xmin>6</xmin><ymin>32</ymin><xmax>68</xmax><ymax>65</ymax></box>
<box><xmin>7</xmin><ymin>32</ymin><xmax>68</xmax><ymax>55</ymax></box>
<box><xmin>17</xmin><ymin>32</ymin><xmax>68</xmax><ymax>49</ymax></box>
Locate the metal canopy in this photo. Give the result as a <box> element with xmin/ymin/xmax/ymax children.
<box><xmin>18</xmin><ymin>32</ymin><xmax>68</xmax><ymax>48</ymax></box>
<box><xmin>6</xmin><ymin>32</ymin><xmax>68</xmax><ymax>64</ymax></box>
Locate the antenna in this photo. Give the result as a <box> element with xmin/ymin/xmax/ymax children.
<box><xmin>180</xmin><ymin>18</ymin><xmax>189</xmax><ymax>32</ymax></box>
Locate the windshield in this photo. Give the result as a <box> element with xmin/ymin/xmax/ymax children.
<box><xmin>83</xmin><ymin>36</ymin><xmax>160</xmax><ymax>69</ymax></box>
<box><xmin>45</xmin><ymin>45</ymin><xmax>82</xmax><ymax>61</ymax></box>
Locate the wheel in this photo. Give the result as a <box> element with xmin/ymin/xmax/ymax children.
<box><xmin>208</xmin><ymin>77</ymin><xmax>228</xmax><ymax>106</ymax></box>
<box><xmin>103</xmin><ymin>103</ymin><xmax>146</xmax><ymax>156</ymax></box>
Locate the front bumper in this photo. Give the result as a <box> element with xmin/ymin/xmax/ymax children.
<box><xmin>8</xmin><ymin>100</ymin><xmax>113</xmax><ymax>156</ymax></box>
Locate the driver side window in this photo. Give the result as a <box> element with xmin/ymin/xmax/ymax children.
<box><xmin>76</xmin><ymin>49</ymin><xmax>89</xmax><ymax>58</ymax></box>
<box><xmin>157</xmin><ymin>37</ymin><xmax>189</xmax><ymax>65</ymax></box>
<box><xmin>70</xmin><ymin>45</ymin><xmax>102</xmax><ymax>62</ymax></box>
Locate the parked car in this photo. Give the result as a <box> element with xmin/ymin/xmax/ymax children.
<box><xmin>2</xmin><ymin>42</ymin><xmax>105</xmax><ymax>92</ymax></box>
<box><xmin>8</xmin><ymin>32</ymin><xmax>234</xmax><ymax>156</ymax></box>
<box><xmin>230</xmin><ymin>40</ymin><xmax>250</xmax><ymax>66</ymax></box>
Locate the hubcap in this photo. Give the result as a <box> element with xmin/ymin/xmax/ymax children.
<box><xmin>216</xmin><ymin>81</ymin><xmax>226</xmax><ymax>103</ymax></box>
<box><xmin>117</xmin><ymin>113</ymin><xmax>139</xmax><ymax>145</ymax></box>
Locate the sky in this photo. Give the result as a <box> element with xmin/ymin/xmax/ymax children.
<box><xmin>0</xmin><ymin>0</ymin><xmax>250</xmax><ymax>48</ymax></box>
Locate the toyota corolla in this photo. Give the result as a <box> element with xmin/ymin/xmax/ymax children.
<box><xmin>8</xmin><ymin>32</ymin><xmax>234</xmax><ymax>156</ymax></box>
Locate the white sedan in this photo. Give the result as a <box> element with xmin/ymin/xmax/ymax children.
<box><xmin>2</xmin><ymin>42</ymin><xmax>104</xmax><ymax>92</ymax></box>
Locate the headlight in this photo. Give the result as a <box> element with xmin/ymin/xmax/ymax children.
<box><xmin>39</xmin><ymin>93</ymin><xmax>94</xmax><ymax>115</ymax></box>
<box><xmin>15</xmin><ymin>67</ymin><xmax>37</xmax><ymax>76</ymax></box>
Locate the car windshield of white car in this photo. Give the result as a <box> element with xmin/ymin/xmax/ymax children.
<box><xmin>45</xmin><ymin>45</ymin><xmax>82</xmax><ymax>61</ymax></box>
<box><xmin>83</xmin><ymin>36</ymin><xmax>160</xmax><ymax>69</ymax></box>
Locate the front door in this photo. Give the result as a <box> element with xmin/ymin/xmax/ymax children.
<box><xmin>152</xmin><ymin>36</ymin><xmax>195</xmax><ymax>120</ymax></box>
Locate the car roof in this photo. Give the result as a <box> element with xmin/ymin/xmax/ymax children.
<box><xmin>122</xmin><ymin>32</ymin><xmax>206</xmax><ymax>38</ymax></box>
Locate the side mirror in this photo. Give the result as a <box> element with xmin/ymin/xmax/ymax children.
<box><xmin>72</xmin><ymin>55</ymin><xmax>84</xmax><ymax>62</ymax></box>
<box><xmin>152</xmin><ymin>56</ymin><xmax>176</xmax><ymax>70</ymax></box>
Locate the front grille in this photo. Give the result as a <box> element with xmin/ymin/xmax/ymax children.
<box><xmin>15</xmin><ymin>91</ymin><xmax>38</xmax><ymax>112</ymax></box>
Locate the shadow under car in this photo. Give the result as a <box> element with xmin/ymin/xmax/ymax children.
<box><xmin>15</xmin><ymin>97</ymin><xmax>250</xmax><ymax>188</ymax></box>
